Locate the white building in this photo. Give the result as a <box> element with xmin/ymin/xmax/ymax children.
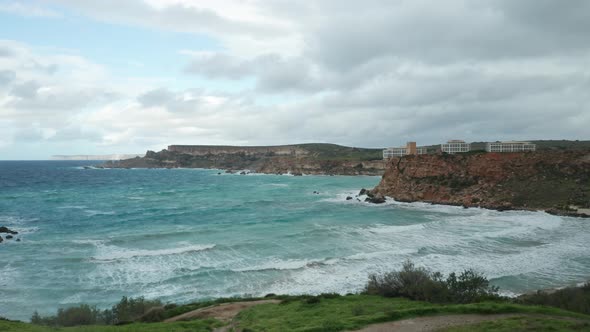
<box><xmin>486</xmin><ymin>141</ymin><xmax>536</xmax><ymax>153</ymax></box>
<box><xmin>441</xmin><ymin>140</ymin><xmax>471</xmax><ymax>154</ymax></box>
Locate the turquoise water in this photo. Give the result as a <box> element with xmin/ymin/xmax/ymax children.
<box><xmin>1</xmin><ymin>161</ymin><xmax>590</xmax><ymax>321</ymax></box>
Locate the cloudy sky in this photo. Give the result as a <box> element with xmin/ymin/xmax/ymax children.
<box><xmin>0</xmin><ymin>0</ymin><xmax>589</xmax><ymax>159</ymax></box>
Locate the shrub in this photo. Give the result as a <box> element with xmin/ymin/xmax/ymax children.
<box><xmin>517</xmin><ymin>283</ymin><xmax>590</xmax><ymax>315</ymax></box>
<box><xmin>364</xmin><ymin>260</ymin><xmax>499</xmax><ymax>304</ymax></box>
<box><xmin>446</xmin><ymin>270</ymin><xmax>499</xmax><ymax>303</ymax></box>
<box><xmin>364</xmin><ymin>260</ymin><xmax>448</xmax><ymax>302</ymax></box>
<box><xmin>31</xmin><ymin>305</ymin><xmax>103</xmax><ymax>327</ymax></box>
<box><xmin>112</xmin><ymin>296</ymin><xmax>163</xmax><ymax>324</ymax></box>
<box><xmin>304</xmin><ymin>296</ymin><xmax>321</xmax><ymax>305</ymax></box>
<box><xmin>31</xmin><ymin>296</ymin><xmax>163</xmax><ymax>326</ymax></box>
<box><xmin>139</xmin><ymin>306</ymin><xmax>166</xmax><ymax>323</ymax></box>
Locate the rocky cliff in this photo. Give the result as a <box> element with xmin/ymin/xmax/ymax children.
<box><xmin>105</xmin><ymin>144</ymin><xmax>386</xmax><ymax>175</ymax></box>
<box><xmin>370</xmin><ymin>151</ymin><xmax>590</xmax><ymax>215</ymax></box>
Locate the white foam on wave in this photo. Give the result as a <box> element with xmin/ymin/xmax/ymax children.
<box><xmin>92</xmin><ymin>243</ymin><xmax>216</xmax><ymax>261</ymax></box>
<box><xmin>0</xmin><ymin>215</ymin><xmax>39</xmax><ymax>225</ymax></box>
<box><xmin>84</xmin><ymin>210</ymin><xmax>116</xmax><ymax>217</ymax></box>
<box><xmin>71</xmin><ymin>239</ymin><xmax>106</xmax><ymax>245</ymax></box>
<box><xmin>363</xmin><ymin>223</ymin><xmax>425</xmax><ymax>234</ymax></box>
<box><xmin>57</xmin><ymin>205</ymin><xmax>87</xmax><ymax>210</ymax></box>
<box><xmin>232</xmin><ymin>257</ymin><xmax>338</xmax><ymax>273</ymax></box>
<box><xmin>127</xmin><ymin>196</ymin><xmax>145</xmax><ymax>200</ymax></box>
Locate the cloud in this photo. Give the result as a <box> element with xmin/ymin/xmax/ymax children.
<box><xmin>0</xmin><ymin>1</ymin><xmax>62</xmax><ymax>18</ymax></box>
<box><xmin>0</xmin><ymin>70</ymin><xmax>16</xmax><ymax>87</ymax></box>
<box><xmin>2</xmin><ymin>1</ymin><xmax>590</xmax><ymax>159</ymax></box>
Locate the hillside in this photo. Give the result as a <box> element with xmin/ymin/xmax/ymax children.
<box><xmin>3</xmin><ymin>295</ymin><xmax>590</xmax><ymax>332</ymax></box>
<box><xmin>105</xmin><ymin>143</ymin><xmax>386</xmax><ymax>175</ymax></box>
<box><xmin>370</xmin><ymin>150</ymin><xmax>590</xmax><ymax>216</ymax></box>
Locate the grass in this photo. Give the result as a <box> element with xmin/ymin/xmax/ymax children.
<box><xmin>236</xmin><ymin>295</ymin><xmax>590</xmax><ymax>332</ymax></box>
<box><xmin>442</xmin><ymin>316</ymin><xmax>590</xmax><ymax>332</ymax></box>
<box><xmin>4</xmin><ymin>295</ymin><xmax>590</xmax><ymax>332</ymax></box>
<box><xmin>0</xmin><ymin>319</ymin><xmax>223</xmax><ymax>332</ymax></box>
<box><xmin>295</xmin><ymin>143</ymin><xmax>384</xmax><ymax>161</ymax></box>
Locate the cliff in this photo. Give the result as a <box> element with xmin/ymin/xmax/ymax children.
<box><xmin>105</xmin><ymin>143</ymin><xmax>386</xmax><ymax>175</ymax></box>
<box><xmin>370</xmin><ymin>151</ymin><xmax>590</xmax><ymax>215</ymax></box>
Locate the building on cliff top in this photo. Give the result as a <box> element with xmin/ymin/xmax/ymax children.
<box><xmin>441</xmin><ymin>140</ymin><xmax>471</xmax><ymax>154</ymax></box>
<box><xmin>486</xmin><ymin>141</ymin><xmax>536</xmax><ymax>152</ymax></box>
<box><xmin>383</xmin><ymin>142</ymin><xmax>428</xmax><ymax>159</ymax></box>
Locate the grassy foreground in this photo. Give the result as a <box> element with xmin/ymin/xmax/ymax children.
<box><xmin>5</xmin><ymin>295</ymin><xmax>590</xmax><ymax>332</ymax></box>
<box><xmin>0</xmin><ymin>318</ymin><xmax>222</xmax><ymax>332</ymax></box>
<box><xmin>443</xmin><ymin>316</ymin><xmax>590</xmax><ymax>332</ymax></box>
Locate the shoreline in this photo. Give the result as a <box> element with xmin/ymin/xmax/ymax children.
<box><xmin>364</xmin><ymin>193</ymin><xmax>590</xmax><ymax>218</ymax></box>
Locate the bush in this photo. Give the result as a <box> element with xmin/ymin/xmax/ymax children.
<box><xmin>517</xmin><ymin>283</ymin><xmax>590</xmax><ymax>315</ymax></box>
<box><xmin>112</xmin><ymin>296</ymin><xmax>163</xmax><ymax>324</ymax></box>
<box><xmin>446</xmin><ymin>270</ymin><xmax>499</xmax><ymax>303</ymax></box>
<box><xmin>363</xmin><ymin>260</ymin><xmax>499</xmax><ymax>304</ymax></box>
<box><xmin>31</xmin><ymin>305</ymin><xmax>104</xmax><ymax>327</ymax></box>
<box><xmin>364</xmin><ymin>261</ymin><xmax>448</xmax><ymax>302</ymax></box>
<box><xmin>139</xmin><ymin>306</ymin><xmax>166</xmax><ymax>323</ymax></box>
<box><xmin>31</xmin><ymin>296</ymin><xmax>163</xmax><ymax>326</ymax></box>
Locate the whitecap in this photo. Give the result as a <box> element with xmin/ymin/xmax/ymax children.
<box><xmin>84</xmin><ymin>210</ymin><xmax>116</xmax><ymax>217</ymax></box>
<box><xmin>92</xmin><ymin>244</ymin><xmax>216</xmax><ymax>261</ymax></box>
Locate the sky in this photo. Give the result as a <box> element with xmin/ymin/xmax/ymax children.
<box><xmin>0</xmin><ymin>0</ymin><xmax>589</xmax><ymax>159</ymax></box>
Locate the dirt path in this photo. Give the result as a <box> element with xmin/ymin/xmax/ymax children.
<box><xmin>354</xmin><ymin>314</ymin><xmax>522</xmax><ymax>332</ymax></box>
<box><xmin>164</xmin><ymin>299</ymin><xmax>280</xmax><ymax>323</ymax></box>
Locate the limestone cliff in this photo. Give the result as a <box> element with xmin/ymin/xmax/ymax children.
<box><xmin>105</xmin><ymin>143</ymin><xmax>386</xmax><ymax>176</ymax></box>
<box><xmin>371</xmin><ymin>151</ymin><xmax>590</xmax><ymax>215</ymax></box>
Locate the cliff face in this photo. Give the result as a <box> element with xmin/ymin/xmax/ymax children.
<box><xmin>106</xmin><ymin>144</ymin><xmax>386</xmax><ymax>175</ymax></box>
<box><xmin>371</xmin><ymin>151</ymin><xmax>590</xmax><ymax>212</ymax></box>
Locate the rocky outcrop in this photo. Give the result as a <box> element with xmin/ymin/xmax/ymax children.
<box><xmin>371</xmin><ymin>151</ymin><xmax>590</xmax><ymax>213</ymax></box>
<box><xmin>104</xmin><ymin>144</ymin><xmax>386</xmax><ymax>176</ymax></box>
<box><xmin>0</xmin><ymin>226</ymin><xmax>17</xmax><ymax>235</ymax></box>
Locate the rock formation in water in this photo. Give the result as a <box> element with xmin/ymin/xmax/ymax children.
<box><xmin>369</xmin><ymin>151</ymin><xmax>590</xmax><ymax>216</ymax></box>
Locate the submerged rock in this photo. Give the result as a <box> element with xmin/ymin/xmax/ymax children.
<box><xmin>346</xmin><ymin>196</ymin><xmax>353</xmax><ymax>200</ymax></box>
<box><xmin>365</xmin><ymin>194</ymin><xmax>386</xmax><ymax>204</ymax></box>
<box><xmin>5</xmin><ymin>235</ymin><xmax>13</xmax><ymax>239</ymax></box>
<box><xmin>0</xmin><ymin>226</ymin><xmax>17</xmax><ymax>235</ymax></box>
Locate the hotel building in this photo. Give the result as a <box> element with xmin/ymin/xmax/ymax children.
<box><xmin>441</xmin><ymin>140</ymin><xmax>471</xmax><ymax>154</ymax></box>
<box><xmin>383</xmin><ymin>142</ymin><xmax>428</xmax><ymax>159</ymax></box>
<box><xmin>486</xmin><ymin>141</ymin><xmax>536</xmax><ymax>153</ymax></box>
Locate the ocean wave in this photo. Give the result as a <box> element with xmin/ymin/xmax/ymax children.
<box><xmin>363</xmin><ymin>223</ymin><xmax>426</xmax><ymax>234</ymax></box>
<box><xmin>92</xmin><ymin>244</ymin><xmax>216</xmax><ymax>261</ymax></box>
<box><xmin>57</xmin><ymin>205</ymin><xmax>88</xmax><ymax>210</ymax></box>
<box><xmin>232</xmin><ymin>257</ymin><xmax>339</xmax><ymax>273</ymax></box>
<box><xmin>84</xmin><ymin>210</ymin><xmax>116</xmax><ymax>217</ymax></box>
<box><xmin>0</xmin><ymin>215</ymin><xmax>39</xmax><ymax>224</ymax></box>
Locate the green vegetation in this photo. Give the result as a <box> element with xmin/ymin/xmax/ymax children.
<box><xmin>237</xmin><ymin>295</ymin><xmax>589</xmax><ymax>331</ymax></box>
<box><xmin>295</xmin><ymin>143</ymin><xmax>383</xmax><ymax>161</ymax></box>
<box><xmin>9</xmin><ymin>264</ymin><xmax>590</xmax><ymax>331</ymax></box>
<box><xmin>443</xmin><ymin>316</ymin><xmax>590</xmax><ymax>332</ymax></box>
<box><xmin>364</xmin><ymin>260</ymin><xmax>499</xmax><ymax>303</ymax></box>
<box><xmin>516</xmin><ymin>283</ymin><xmax>590</xmax><ymax>315</ymax></box>
<box><xmin>0</xmin><ymin>319</ymin><xmax>222</xmax><ymax>332</ymax></box>
<box><xmin>31</xmin><ymin>296</ymin><xmax>163</xmax><ymax>326</ymax></box>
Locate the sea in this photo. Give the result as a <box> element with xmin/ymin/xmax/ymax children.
<box><xmin>1</xmin><ymin>161</ymin><xmax>589</xmax><ymax>321</ymax></box>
